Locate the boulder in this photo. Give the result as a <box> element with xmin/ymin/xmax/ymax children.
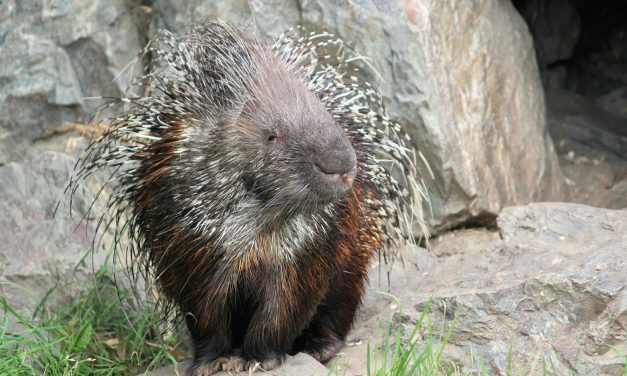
<box><xmin>0</xmin><ymin>0</ymin><xmax>145</xmax><ymax>162</ymax></box>
<box><xmin>0</xmin><ymin>141</ymin><xmax>109</xmax><ymax>314</ymax></box>
<box><xmin>340</xmin><ymin>203</ymin><xmax>626</xmax><ymax>375</ymax></box>
<box><xmin>152</xmin><ymin>0</ymin><xmax>566</xmax><ymax>232</ymax></box>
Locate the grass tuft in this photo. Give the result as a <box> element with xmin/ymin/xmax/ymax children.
<box><xmin>364</xmin><ymin>297</ymin><xmax>462</xmax><ymax>376</ymax></box>
<box><xmin>0</xmin><ymin>263</ymin><xmax>184</xmax><ymax>376</ymax></box>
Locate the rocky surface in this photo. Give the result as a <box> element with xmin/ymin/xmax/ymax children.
<box><xmin>0</xmin><ymin>137</ymin><xmax>109</xmax><ymax>313</ymax></box>
<box><xmin>340</xmin><ymin>203</ymin><xmax>626</xmax><ymax>376</ymax></box>
<box><xmin>142</xmin><ymin>354</ymin><xmax>328</xmax><ymax>376</ymax></box>
<box><xmin>0</xmin><ymin>0</ymin><xmax>148</xmax><ymax>318</ymax></box>
<box><xmin>0</xmin><ymin>0</ymin><xmax>147</xmax><ymax>162</ymax></box>
<box><xmin>547</xmin><ymin>90</ymin><xmax>627</xmax><ymax>210</ymax></box>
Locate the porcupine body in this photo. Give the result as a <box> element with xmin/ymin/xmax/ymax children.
<box><xmin>71</xmin><ymin>20</ymin><xmax>429</xmax><ymax>375</ymax></box>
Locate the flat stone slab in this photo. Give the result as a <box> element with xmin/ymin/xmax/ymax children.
<box><xmin>141</xmin><ymin>353</ymin><xmax>328</xmax><ymax>376</ymax></box>
<box><xmin>341</xmin><ymin>203</ymin><xmax>627</xmax><ymax>375</ymax></box>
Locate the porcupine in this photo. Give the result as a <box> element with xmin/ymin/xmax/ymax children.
<box><xmin>69</xmin><ymin>20</ymin><xmax>430</xmax><ymax>375</ymax></box>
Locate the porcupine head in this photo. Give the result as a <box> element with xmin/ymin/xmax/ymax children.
<box><xmin>73</xmin><ymin>20</ymin><xmax>429</xmax><ymax>375</ymax></box>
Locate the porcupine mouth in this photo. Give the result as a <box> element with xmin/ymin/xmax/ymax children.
<box><xmin>309</xmin><ymin>162</ymin><xmax>357</xmax><ymax>206</ymax></box>
<box><xmin>255</xmin><ymin>162</ymin><xmax>357</xmax><ymax>216</ymax></box>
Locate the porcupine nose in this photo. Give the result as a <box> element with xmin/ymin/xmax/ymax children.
<box><xmin>313</xmin><ymin>137</ymin><xmax>357</xmax><ymax>193</ymax></box>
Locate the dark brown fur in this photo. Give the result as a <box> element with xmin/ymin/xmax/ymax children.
<box><xmin>138</xmin><ymin>130</ymin><xmax>381</xmax><ymax>372</ymax></box>
<box><xmin>71</xmin><ymin>21</ymin><xmax>428</xmax><ymax>375</ymax></box>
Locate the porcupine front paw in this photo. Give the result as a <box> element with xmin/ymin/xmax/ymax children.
<box><xmin>241</xmin><ymin>355</ymin><xmax>283</xmax><ymax>372</ymax></box>
<box><xmin>302</xmin><ymin>334</ymin><xmax>344</xmax><ymax>363</ymax></box>
<box><xmin>187</xmin><ymin>356</ymin><xmax>230</xmax><ymax>376</ymax></box>
<box><xmin>188</xmin><ymin>354</ymin><xmax>283</xmax><ymax>374</ymax></box>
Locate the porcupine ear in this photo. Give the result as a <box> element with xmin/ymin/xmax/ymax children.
<box><xmin>272</xmin><ymin>27</ymin><xmax>432</xmax><ymax>268</ymax></box>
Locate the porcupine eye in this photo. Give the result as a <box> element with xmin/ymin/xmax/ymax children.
<box><xmin>263</xmin><ymin>128</ymin><xmax>280</xmax><ymax>144</ymax></box>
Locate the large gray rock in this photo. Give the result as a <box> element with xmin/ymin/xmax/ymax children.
<box><xmin>0</xmin><ymin>0</ymin><xmax>145</xmax><ymax>162</ymax></box>
<box><xmin>152</xmin><ymin>0</ymin><xmax>565</xmax><ymax>232</ymax></box>
<box><xmin>0</xmin><ymin>140</ymin><xmax>109</xmax><ymax>314</ymax></box>
<box><xmin>0</xmin><ymin>0</ymin><xmax>148</xmax><ymax>318</ymax></box>
<box><xmin>339</xmin><ymin>203</ymin><xmax>626</xmax><ymax>375</ymax></box>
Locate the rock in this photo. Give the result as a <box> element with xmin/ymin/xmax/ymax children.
<box><xmin>151</xmin><ymin>0</ymin><xmax>565</xmax><ymax>232</ymax></box>
<box><xmin>151</xmin><ymin>0</ymin><xmax>301</xmax><ymax>37</ymax></box>
<box><xmin>0</xmin><ymin>141</ymin><xmax>109</xmax><ymax>316</ymax></box>
<box><xmin>0</xmin><ymin>0</ymin><xmax>145</xmax><ymax>162</ymax></box>
<box><xmin>0</xmin><ymin>0</ymin><xmax>148</xmax><ymax>322</ymax></box>
<box><xmin>596</xmin><ymin>87</ymin><xmax>627</xmax><ymax>121</ymax></box>
<box><xmin>142</xmin><ymin>353</ymin><xmax>328</xmax><ymax>376</ymax></box>
<box><xmin>338</xmin><ymin>203</ymin><xmax>626</xmax><ymax>375</ymax></box>
<box><xmin>547</xmin><ymin>90</ymin><xmax>627</xmax><ymax>162</ymax></box>
<box><xmin>544</xmin><ymin>90</ymin><xmax>627</xmax><ymax>210</ymax></box>
<box><xmin>514</xmin><ymin>0</ymin><xmax>581</xmax><ymax>66</ymax></box>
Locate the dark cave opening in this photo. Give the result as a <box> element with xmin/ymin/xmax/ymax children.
<box><xmin>512</xmin><ymin>0</ymin><xmax>627</xmax><ymax>209</ymax></box>
<box><xmin>513</xmin><ymin>0</ymin><xmax>627</xmax><ymax>97</ymax></box>
<box><xmin>567</xmin><ymin>0</ymin><xmax>627</xmax><ymax>97</ymax></box>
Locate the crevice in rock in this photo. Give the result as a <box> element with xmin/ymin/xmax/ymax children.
<box><xmin>512</xmin><ymin>0</ymin><xmax>627</xmax><ymax>210</ymax></box>
<box><xmin>434</xmin><ymin>210</ymin><xmax>498</xmax><ymax>234</ymax></box>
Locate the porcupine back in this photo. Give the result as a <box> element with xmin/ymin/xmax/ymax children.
<box><xmin>68</xmin><ymin>20</ymin><xmax>431</xmax><ymax>323</ymax></box>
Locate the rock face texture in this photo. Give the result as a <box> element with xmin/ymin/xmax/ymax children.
<box><xmin>0</xmin><ymin>0</ymin><xmax>146</xmax><ymax>161</ymax></box>
<box><xmin>0</xmin><ymin>139</ymin><xmax>109</xmax><ymax>313</ymax></box>
<box><xmin>143</xmin><ymin>354</ymin><xmax>328</xmax><ymax>376</ymax></box>
<box><xmin>152</xmin><ymin>0</ymin><xmax>565</xmax><ymax>231</ymax></box>
<box><xmin>0</xmin><ymin>0</ymin><xmax>146</xmax><ymax>313</ymax></box>
<box><xmin>342</xmin><ymin>203</ymin><xmax>626</xmax><ymax>376</ymax></box>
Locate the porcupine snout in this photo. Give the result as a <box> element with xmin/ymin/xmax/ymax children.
<box><xmin>314</xmin><ymin>137</ymin><xmax>356</xmax><ymax>184</ymax></box>
<box><xmin>309</xmin><ymin>125</ymin><xmax>357</xmax><ymax>202</ymax></box>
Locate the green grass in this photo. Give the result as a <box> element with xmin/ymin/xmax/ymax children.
<box><xmin>355</xmin><ymin>295</ymin><xmax>463</xmax><ymax>376</ymax></box>
<box><xmin>0</xmin><ymin>262</ymin><xmax>184</xmax><ymax>375</ymax></box>
<box><xmin>609</xmin><ymin>345</ymin><xmax>627</xmax><ymax>376</ymax></box>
